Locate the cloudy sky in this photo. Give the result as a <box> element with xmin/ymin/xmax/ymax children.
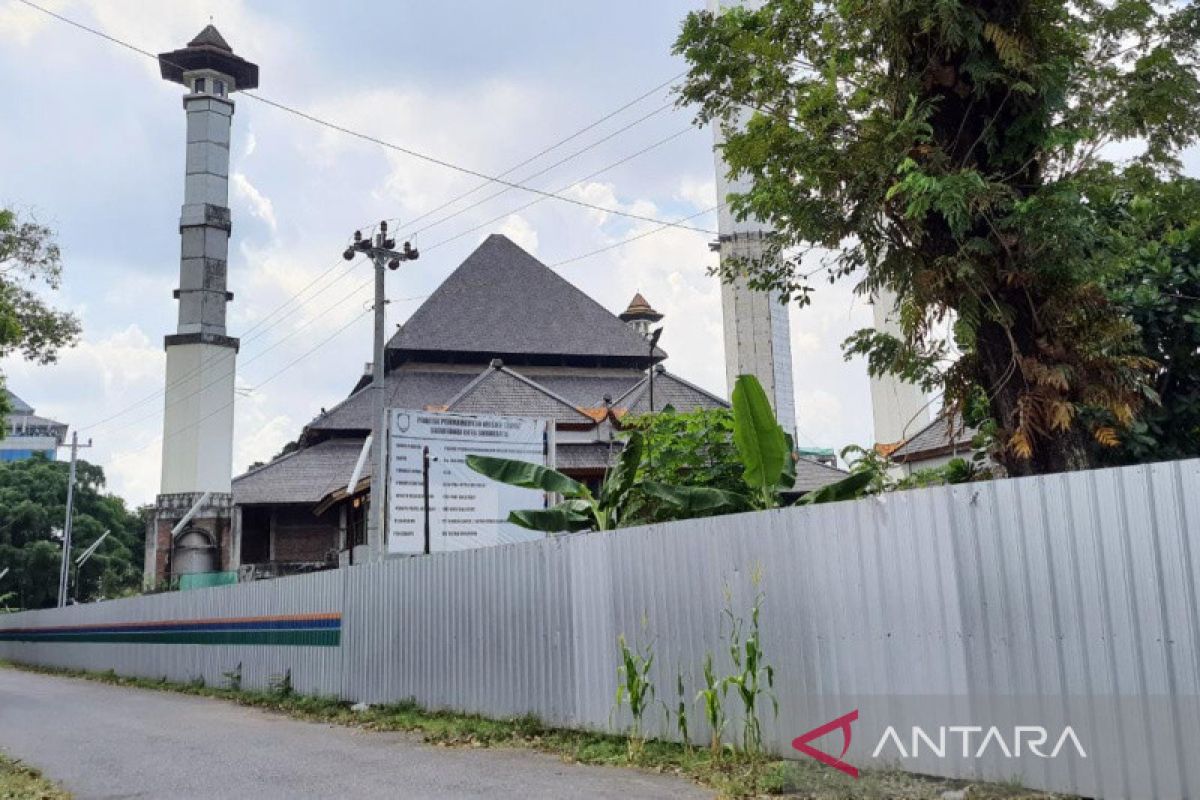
<box><xmin>0</xmin><ymin>0</ymin><xmax>882</xmax><ymax>506</ymax></box>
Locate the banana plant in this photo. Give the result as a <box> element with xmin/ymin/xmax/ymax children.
<box><xmin>643</xmin><ymin>374</ymin><xmax>793</xmax><ymax>513</ymax></box>
<box><xmin>466</xmin><ymin>431</ymin><xmax>645</xmax><ymax>532</ymax></box>
<box><xmin>644</xmin><ymin>374</ymin><xmax>871</xmax><ymax>513</ymax></box>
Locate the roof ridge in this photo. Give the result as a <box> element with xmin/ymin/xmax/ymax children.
<box><xmin>654</xmin><ymin>369</ymin><xmax>728</xmax><ymax>406</ymax></box>
<box><xmin>610</xmin><ymin>369</ymin><xmax>728</xmax><ymax>410</ymax></box>
<box><xmin>445</xmin><ymin>365</ymin><xmax>593</xmax><ymax>422</ymax></box>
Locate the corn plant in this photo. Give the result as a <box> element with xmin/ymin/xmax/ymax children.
<box><xmin>723</xmin><ymin>591</ymin><xmax>777</xmax><ymax>756</ymax></box>
<box><xmin>696</xmin><ymin>652</ymin><xmax>727</xmax><ymax>756</ymax></box>
<box><xmin>674</xmin><ymin>670</ymin><xmax>691</xmax><ymax>752</ymax></box>
<box><xmin>615</xmin><ymin>634</ymin><xmax>656</xmax><ymax>760</ymax></box>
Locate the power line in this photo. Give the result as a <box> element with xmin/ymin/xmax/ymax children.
<box><xmin>14</xmin><ymin>0</ymin><xmax>713</xmax><ymax>235</ymax></box>
<box><xmin>397</xmin><ymin>73</ymin><xmax>684</xmax><ymax>236</ymax></box>
<box><xmin>77</xmin><ymin>255</ymin><xmax>371</xmax><ymax>433</ymax></box>
<box><xmin>424</xmin><ymin>127</ymin><xmax>694</xmax><ymax>254</ymax></box>
<box><xmin>77</xmin><ymin>122</ymin><xmax>697</xmax><ymax>438</ymax></box>
<box><xmin>550</xmin><ymin>204</ymin><xmax>722</xmax><ymax>268</ymax></box>
<box><xmin>154</xmin><ymin>306</ymin><xmax>374</xmax><ymax>447</ymax></box>
<box><xmin>77</xmin><ymin>87</ymin><xmax>690</xmax><ymax>436</ymax></box>
<box><xmin>407</xmin><ymin>102</ymin><xmax>675</xmax><ymax>240</ymax></box>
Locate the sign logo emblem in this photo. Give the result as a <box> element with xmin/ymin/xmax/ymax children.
<box><xmin>395</xmin><ymin>412</ymin><xmax>410</xmax><ymax>433</ymax></box>
<box><xmin>792</xmin><ymin>709</ymin><xmax>859</xmax><ymax>779</ymax></box>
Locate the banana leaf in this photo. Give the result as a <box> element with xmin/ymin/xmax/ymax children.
<box><xmin>508</xmin><ymin>505</ymin><xmax>593</xmax><ymax>533</ymax></box>
<box><xmin>466</xmin><ymin>455</ymin><xmax>587</xmax><ymax>497</ymax></box>
<box><xmin>731</xmin><ymin>375</ymin><xmax>788</xmax><ymax>500</ymax></box>
<box><xmin>642</xmin><ymin>481</ymin><xmax>749</xmax><ymax>513</ymax></box>
<box><xmin>600</xmin><ymin>431</ymin><xmax>644</xmax><ymax>506</ymax></box>
<box><xmin>797</xmin><ymin>470</ymin><xmax>875</xmax><ymax>505</ymax></box>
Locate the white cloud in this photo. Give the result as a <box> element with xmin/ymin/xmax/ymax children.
<box><xmin>1</xmin><ymin>323</ymin><xmax>165</xmax><ymax>503</ymax></box>
<box><xmin>495</xmin><ymin>214</ymin><xmax>539</xmax><ymax>254</ymax></box>
<box><xmin>231</xmin><ymin>172</ymin><xmax>277</xmax><ymax>233</ymax></box>
<box><xmin>0</xmin><ymin>0</ymin><xmax>68</xmax><ymax>44</ymax></box>
<box><xmin>675</xmin><ymin>175</ymin><xmax>717</xmax><ymax>211</ymax></box>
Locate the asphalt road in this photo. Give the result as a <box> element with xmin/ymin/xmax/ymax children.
<box><xmin>0</xmin><ymin>669</ymin><xmax>710</xmax><ymax>800</ymax></box>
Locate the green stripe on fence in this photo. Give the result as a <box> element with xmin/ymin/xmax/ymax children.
<box><xmin>0</xmin><ymin>629</ymin><xmax>340</xmax><ymax>647</ymax></box>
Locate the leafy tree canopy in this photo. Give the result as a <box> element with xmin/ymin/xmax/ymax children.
<box><xmin>1098</xmin><ymin>175</ymin><xmax>1200</xmax><ymax>462</ymax></box>
<box><xmin>0</xmin><ymin>456</ymin><xmax>144</xmax><ymax>609</ymax></box>
<box><xmin>675</xmin><ymin>0</ymin><xmax>1200</xmax><ymax>475</ymax></box>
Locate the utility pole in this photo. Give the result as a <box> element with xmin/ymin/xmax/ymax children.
<box><xmin>57</xmin><ymin>431</ymin><xmax>93</xmax><ymax>608</ymax></box>
<box><xmin>344</xmin><ymin>222</ymin><xmax>419</xmax><ymax>559</ymax></box>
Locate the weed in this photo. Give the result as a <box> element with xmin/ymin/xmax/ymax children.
<box><xmin>674</xmin><ymin>670</ymin><xmax>691</xmax><ymax>753</ymax></box>
<box><xmin>0</xmin><ymin>661</ymin><xmax>1069</xmax><ymax>800</ymax></box>
<box><xmin>696</xmin><ymin>652</ymin><xmax>727</xmax><ymax>757</ymax></box>
<box><xmin>222</xmin><ymin>662</ymin><xmax>242</xmax><ymax>692</ymax></box>
<box><xmin>0</xmin><ymin>751</ymin><xmax>69</xmax><ymax>799</ymax></box>
<box><xmin>267</xmin><ymin>669</ymin><xmax>293</xmax><ymax>698</ymax></box>
<box><xmin>513</xmin><ymin>713</ymin><xmax>546</xmax><ymax>739</ymax></box>
<box><xmin>615</xmin><ymin>633</ymin><xmax>656</xmax><ymax>760</ymax></box>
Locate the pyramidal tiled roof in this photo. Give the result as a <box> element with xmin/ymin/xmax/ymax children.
<box><xmin>188</xmin><ymin>24</ymin><xmax>232</xmax><ymax>52</ymax></box>
<box><xmin>387</xmin><ymin>235</ymin><xmax>665</xmax><ymax>365</ymax></box>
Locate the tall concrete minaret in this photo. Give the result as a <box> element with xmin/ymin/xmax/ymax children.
<box><xmin>870</xmin><ymin>289</ymin><xmax>931</xmax><ymax>446</ymax></box>
<box><xmin>145</xmin><ymin>26</ymin><xmax>259</xmax><ymax>584</ymax></box>
<box><xmin>707</xmin><ymin>0</ymin><xmax>797</xmax><ymax>437</ymax></box>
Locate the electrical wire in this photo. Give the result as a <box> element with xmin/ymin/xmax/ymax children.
<box><xmin>14</xmin><ymin>0</ymin><xmax>714</xmax><ymax>235</ymax></box>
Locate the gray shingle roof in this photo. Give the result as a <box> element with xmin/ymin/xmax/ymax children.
<box><xmin>307</xmin><ymin>369</ymin><xmax>480</xmax><ymax>433</ymax></box>
<box><xmin>445</xmin><ymin>366</ymin><xmax>594</xmax><ymax>423</ymax></box>
<box><xmin>615</xmin><ymin>370</ymin><xmax>729</xmax><ymax>415</ymax></box>
<box><xmin>529</xmin><ymin>374</ymin><xmax>644</xmax><ymax>408</ymax></box>
<box><xmin>386</xmin><ymin>235</ymin><xmax>665</xmax><ymax>365</ymax></box>
<box><xmin>188</xmin><ymin>24</ymin><xmax>232</xmax><ymax>52</ymax></box>
<box><xmin>891</xmin><ymin>411</ymin><xmax>976</xmax><ymax>462</ymax></box>
<box><xmin>233</xmin><ymin>439</ymin><xmax>368</xmax><ymax>505</ymax></box>
<box><xmin>554</xmin><ymin>443</ymin><xmax>618</xmax><ymax>470</ymax></box>
<box><xmin>792</xmin><ymin>457</ymin><xmax>851</xmax><ymax>493</ymax></box>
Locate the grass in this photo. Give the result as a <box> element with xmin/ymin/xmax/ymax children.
<box><xmin>0</xmin><ymin>752</ymin><xmax>69</xmax><ymax>800</ymax></box>
<box><xmin>0</xmin><ymin>661</ymin><xmax>1071</xmax><ymax>799</ymax></box>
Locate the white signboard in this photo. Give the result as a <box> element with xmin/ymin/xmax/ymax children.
<box><xmin>386</xmin><ymin>410</ymin><xmax>550</xmax><ymax>554</ymax></box>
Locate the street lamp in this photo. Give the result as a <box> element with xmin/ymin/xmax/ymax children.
<box><xmin>72</xmin><ymin>530</ymin><xmax>110</xmax><ymax>604</ymax></box>
<box><xmin>648</xmin><ymin>327</ymin><xmax>663</xmax><ymax>413</ymax></box>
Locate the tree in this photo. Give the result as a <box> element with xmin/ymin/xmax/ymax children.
<box><xmin>0</xmin><ymin>209</ymin><xmax>82</xmax><ymax>415</ymax></box>
<box><xmin>0</xmin><ymin>456</ymin><xmax>143</xmax><ymax>609</ymax></box>
<box><xmin>621</xmin><ymin>406</ymin><xmax>745</xmax><ymax>523</ymax></box>
<box><xmin>674</xmin><ymin>0</ymin><xmax>1200</xmax><ymax>475</ymax></box>
<box><xmin>1097</xmin><ymin>176</ymin><xmax>1200</xmax><ymax>462</ymax></box>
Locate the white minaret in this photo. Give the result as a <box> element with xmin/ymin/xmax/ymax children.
<box><xmin>870</xmin><ymin>289</ymin><xmax>931</xmax><ymax>445</ymax></box>
<box><xmin>145</xmin><ymin>26</ymin><xmax>259</xmax><ymax>585</ymax></box>
<box><xmin>707</xmin><ymin>0</ymin><xmax>797</xmax><ymax>437</ymax></box>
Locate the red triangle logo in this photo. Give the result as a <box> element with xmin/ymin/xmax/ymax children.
<box><xmin>792</xmin><ymin>709</ymin><xmax>859</xmax><ymax>778</ymax></box>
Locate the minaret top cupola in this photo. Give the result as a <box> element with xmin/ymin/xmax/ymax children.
<box><xmin>618</xmin><ymin>292</ymin><xmax>664</xmax><ymax>340</ymax></box>
<box><xmin>158</xmin><ymin>24</ymin><xmax>259</xmax><ymax>96</ymax></box>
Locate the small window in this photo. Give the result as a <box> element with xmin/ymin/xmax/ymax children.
<box><xmin>194</xmin><ymin>77</ymin><xmax>206</xmax><ymax>93</ymax></box>
<box><xmin>214</xmin><ymin>79</ymin><xmax>226</xmax><ymax>97</ymax></box>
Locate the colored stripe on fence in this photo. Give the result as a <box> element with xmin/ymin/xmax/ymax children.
<box><xmin>0</xmin><ymin>613</ymin><xmax>341</xmax><ymax>647</ymax></box>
